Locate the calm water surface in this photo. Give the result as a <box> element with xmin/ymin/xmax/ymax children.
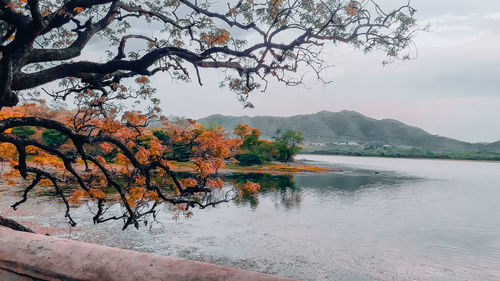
<box><xmin>2</xmin><ymin>155</ymin><xmax>500</xmax><ymax>280</ymax></box>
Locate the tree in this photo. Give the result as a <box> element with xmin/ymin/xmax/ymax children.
<box><xmin>234</xmin><ymin>124</ymin><xmax>267</xmax><ymax>165</ymax></box>
<box><xmin>41</xmin><ymin>128</ymin><xmax>68</xmax><ymax>147</ymax></box>
<box><xmin>273</xmin><ymin>129</ymin><xmax>304</xmax><ymax>162</ymax></box>
<box><xmin>0</xmin><ymin>0</ymin><xmax>418</xmax><ymax>230</ymax></box>
<box><xmin>1</xmin><ymin>104</ymin><xmax>247</xmax><ymax>231</ymax></box>
<box><xmin>152</xmin><ymin>120</ymin><xmax>200</xmax><ymax>162</ymax></box>
<box><xmin>234</xmin><ymin>123</ymin><xmax>281</xmax><ymax>165</ymax></box>
<box><xmin>10</xmin><ymin>126</ymin><xmax>35</xmax><ymax>139</ymax></box>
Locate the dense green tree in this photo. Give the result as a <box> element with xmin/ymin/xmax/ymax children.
<box><xmin>273</xmin><ymin>129</ymin><xmax>304</xmax><ymax>162</ymax></box>
<box><xmin>236</xmin><ymin>152</ymin><xmax>263</xmax><ymax>166</ymax></box>
<box><xmin>152</xmin><ymin>130</ymin><xmax>169</xmax><ymax>144</ymax></box>
<box><xmin>10</xmin><ymin>126</ymin><xmax>35</xmax><ymax>139</ymax></box>
<box><xmin>41</xmin><ymin>129</ymin><xmax>68</xmax><ymax>147</ymax></box>
<box><xmin>234</xmin><ymin>125</ymin><xmax>304</xmax><ymax>164</ymax></box>
<box><xmin>241</xmin><ymin>130</ymin><xmax>261</xmax><ymax>151</ymax></box>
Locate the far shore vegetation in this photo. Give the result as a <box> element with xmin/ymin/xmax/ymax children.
<box><xmin>304</xmin><ymin>147</ymin><xmax>500</xmax><ymax>161</ymax></box>
<box><xmin>160</xmin><ymin>124</ymin><xmax>329</xmax><ymax>173</ymax></box>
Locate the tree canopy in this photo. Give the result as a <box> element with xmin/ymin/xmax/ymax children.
<box><xmin>0</xmin><ymin>0</ymin><xmax>417</xmax><ymax>108</ymax></box>
<box><xmin>0</xmin><ymin>0</ymin><xmax>418</xmax><ymax>230</ymax></box>
<box><xmin>272</xmin><ymin>129</ymin><xmax>304</xmax><ymax>162</ymax></box>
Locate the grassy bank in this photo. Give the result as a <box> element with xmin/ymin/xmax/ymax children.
<box><xmin>168</xmin><ymin>161</ymin><xmax>336</xmax><ymax>174</ymax></box>
<box><xmin>224</xmin><ymin>162</ymin><xmax>336</xmax><ymax>173</ymax></box>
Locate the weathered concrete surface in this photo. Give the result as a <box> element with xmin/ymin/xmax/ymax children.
<box><xmin>0</xmin><ymin>227</ymin><xmax>297</xmax><ymax>281</ymax></box>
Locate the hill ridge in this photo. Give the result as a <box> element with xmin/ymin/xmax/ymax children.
<box><xmin>199</xmin><ymin>110</ymin><xmax>499</xmax><ymax>153</ymax></box>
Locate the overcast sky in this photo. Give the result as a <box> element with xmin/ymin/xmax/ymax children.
<box><xmin>147</xmin><ymin>0</ymin><xmax>500</xmax><ymax>143</ymax></box>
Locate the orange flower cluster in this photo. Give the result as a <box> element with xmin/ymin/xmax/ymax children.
<box><xmin>206</xmin><ymin>178</ymin><xmax>224</xmax><ymax>189</ymax></box>
<box><xmin>345</xmin><ymin>1</ymin><xmax>359</xmax><ymax>16</ymax></box>
<box><xmin>243</xmin><ymin>181</ymin><xmax>260</xmax><ymax>194</ymax></box>
<box><xmin>234</xmin><ymin>124</ymin><xmax>260</xmax><ymax>139</ymax></box>
<box><xmin>69</xmin><ymin>190</ymin><xmax>87</xmax><ymax>204</ymax></box>
<box><xmin>73</xmin><ymin>7</ymin><xmax>84</xmax><ymax>14</ymax></box>
<box><xmin>89</xmin><ymin>188</ymin><xmax>105</xmax><ymax>199</ymax></box>
<box><xmin>135</xmin><ymin>76</ymin><xmax>150</xmax><ymax>84</ymax></box>
<box><xmin>182</xmin><ymin>178</ymin><xmax>198</xmax><ymax>188</ymax></box>
<box><xmin>269</xmin><ymin>0</ymin><xmax>283</xmax><ymax>18</ymax></box>
<box><xmin>200</xmin><ymin>29</ymin><xmax>230</xmax><ymax>46</ymax></box>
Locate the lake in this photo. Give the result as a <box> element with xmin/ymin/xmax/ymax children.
<box><xmin>1</xmin><ymin>155</ymin><xmax>499</xmax><ymax>280</ymax></box>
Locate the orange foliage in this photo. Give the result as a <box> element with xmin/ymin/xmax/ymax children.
<box><xmin>200</xmin><ymin>29</ymin><xmax>230</xmax><ymax>46</ymax></box>
<box><xmin>69</xmin><ymin>190</ymin><xmax>87</xmax><ymax>204</ymax></box>
<box><xmin>243</xmin><ymin>181</ymin><xmax>260</xmax><ymax>193</ymax></box>
<box><xmin>100</xmin><ymin>143</ymin><xmax>114</xmax><ymax>153</ymax></box>
<box><xmin>234</xmin><ymin>124</ymin><xmax>253</xmax><ymax>137</ymax></box>
<box><xmin>0</xmin><ymin>103</ymin><xmax>247</xmax><ymax>226</ymax></box>
<box><xmin>269</xmin><ymin>0</ymin><xmax>283</xmax><ymax>18</ymax></box>
<box><xmin>135</xmin><ymin>76</ymin><xmax>150</xmax><ymax>83</ymax></box>
<box><xmin>88</xmin><ymin>188</ymin><xmax>105</xmax><ymax>199</ymax></box>
<box><xmin>122</xmin><ymin>111</ymin><xmax>148</xmax><ymax>126</ymax></box>
<box><xmin>182</xmin><ymin>178</ymin><xmax>198</xmax><ymax>188</ymax></box>
<box><xmin>345</xmin><ymin>1</ymin><xmax>359</xmax><ymax>16</ymax></box>
<box><xmin>0</xmin><ymin>143</ymin><xmax>16</xmax><ymax>160</ymax></box>
<box><xmin>145</xmin><ymin>191</ymin><xmax>161</xmax><ymax>201</ymax></box>
<box><xmin>135</xmin><ymin>147</ymin><xmax>149</xmax><ymax>165</ymax></box>
<box><xmin>234</xmin><ymin>124</ymin><xmax>260</xmax><ymax>139</ymax></box>
<box><xmin>126</xmin><ymin>186</ymin><xmax>146</xmax><ymax>208</ymax></box>
<box><xmin>2</xmin><ymin>169</ymin><xmax>20</xmax><ymax>180</ymax></box>
<box><xmin>135</xmin><ymin>175</ymin><xmax>146</xmax><ymax>186</ymax></box>
<box><xmin>148</xmin><ymin>140</ymin><xmax>164</xmax><ymax>156</ymax></box>
<box><xmin>192</xmin><ymin>158</ymin><xmax>217</xmax><ymax>179</ymax></box>
<box><xmin>206</xmin><ymin>178</ymin><xmax>224</xmax><ymax>189</ymax></box>
<box><xmin>231</xmin><ymin>163</ymin><xmax>330</xmax><ymax>174</ymax></box>
<box><xmin>114</xmin><ymin>152</ymin><xmax>130</xmax><ymax>165</ymax></box>
<box><xmin>39</xmin><ymin>178</ymin><xmax>53</xmax><ymax>187</ymax></box>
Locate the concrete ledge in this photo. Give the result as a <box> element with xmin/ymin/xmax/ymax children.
<box><xmin>0</xmin><ymin>227</ymin><xmax>296</xmax><ymax>281</ymax></box>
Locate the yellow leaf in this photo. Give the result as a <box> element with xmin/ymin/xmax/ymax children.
<box><xmin>89</xmin><ymin>188</ymin><xmax>105</xmax><ymax>199</ymax></box>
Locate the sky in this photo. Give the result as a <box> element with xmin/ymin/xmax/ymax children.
<box><xmin>107</xmin><ymin>1</ymin><xmax>500</xmax><ymax>143</ymax></box>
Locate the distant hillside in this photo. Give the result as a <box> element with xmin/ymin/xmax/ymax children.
<box><xmin>485</xmin><ymin>141</ymin><xmax>500</xmax><ymax>152</ymax></box>
<box><xmin>199</xmin><ymin>110</ymin><xmax>500</xmax><ymax>153</ymax></box>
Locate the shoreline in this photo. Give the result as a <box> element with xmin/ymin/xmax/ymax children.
<box><xmin>301</xmin><ymin>152</ymin><xmax>500</xmax><ymax>163</ymax></box>
<box><xmin>170</xmin><ymin>161</ymin><xmax>341</xmax><ymax>175</ymax></box>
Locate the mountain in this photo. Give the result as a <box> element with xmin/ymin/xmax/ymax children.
<box><xmin>199</xmin><ymin>110</ymin><xmax>500</xmax><ymax>153</ymax></box>
<box><xmin>485</xmin><ymin>141</ymin><xmax>500</xmax><ymax>152</ymax></box>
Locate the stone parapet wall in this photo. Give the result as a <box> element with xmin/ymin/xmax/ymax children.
<box><xmin>0</xmin><ymin>227</ymin><xmax>296</xmax><ymax>281</ymax></box>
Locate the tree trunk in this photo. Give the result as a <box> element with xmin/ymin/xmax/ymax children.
<box><xmin>0</xmin><ymin>215</ymin><xmax>34</xmax><ymax>233</ymax></box>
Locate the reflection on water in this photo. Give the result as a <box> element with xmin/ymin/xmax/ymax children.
<box><xmin>224</xmin><ymin>170</ymin><xmax>417</xmax><ymax>210</ymax></box>
<box><xmin>1</xmin><ymin>155</ymin><xmax>500</xmax><ymax>281</ymax></box>
<box><xmin>225</xmin><ymin>173</ymin><xmax>300</xmax><ymax>209</ymax></box>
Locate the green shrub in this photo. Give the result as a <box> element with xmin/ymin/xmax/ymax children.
<box><xmin>272</xmin><ymin>129</ymin><xmax>304</xmax><ymax>162</ymax></box>
<box><xmin>11</xmin><ymin>126</ymin><xmax>35</xmax><ymax>139</ymax></box>
<box><xmin>236</xmin><ymin>153</ymin><xmax>262</xmax><ymax>166</ymax></box>
<box><xmin>41</xmin><ymin>129</ymin><xmax>68</xmax><ymax>147</ymax></box>
<box><xmin>153</xmin><ymin>130</ymin><xmax>169</xmax><ymax>144</ymax></box>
